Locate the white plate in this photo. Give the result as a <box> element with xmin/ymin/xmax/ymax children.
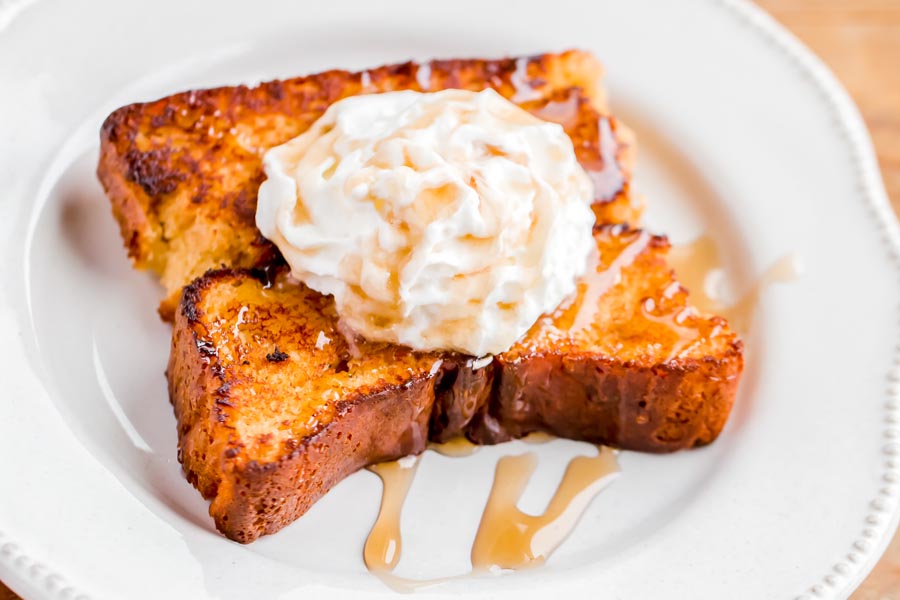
<box><xmin>1</xmin><ymin>0</ymin><xmax>898</xmax><ymax>598</ymax></box>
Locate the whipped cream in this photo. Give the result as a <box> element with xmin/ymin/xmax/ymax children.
<box><xmin>256</xmin><ymin>89</ymin><xmax>595</xmax><ymax>356</ymax></box>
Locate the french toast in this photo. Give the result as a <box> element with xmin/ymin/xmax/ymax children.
<box><xmin>97</xmin><ymin>50</ymin><xmax>638</xmax><ymax>320</ymax></box>
<box><xmin>98</xmin><ymin>51</ymin><xmax>743</xmax><ymax>544</ymax></box>
<box><xmin>169</xmin><ymin>224</ymin><xmax>742</xmax><ymax>542</ymax></box>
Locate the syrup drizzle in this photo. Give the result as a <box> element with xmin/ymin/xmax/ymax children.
<box><xmin>365</xmin><ymin>457</ymin><xmax>421</xmax><ymax>573</ymax></box>
<box><xmin>428</xmin><ymin>436</ymin><xmax>480</xmax><ymax>457</ymax></box>
<box><xmin>669</xmin><ymin>236</ymin><xmax>801</xmax><ymax>333</ymax></box>
<box><xmin>510</xmin><ymin>57</ymin><xmax>542</xmax><ymax>103</ymax></box>
<box><xmin>471</xmin><ymin>447</ymin><xmax>619</xmax><ymax>570</ymax></box>
<box><xmin>668</xmin><ymin>236</ymin><xmax>723</xmax><ymax>316</ymax></box>
<box><xmin>640</xmin><ymin>299</ymin><xmax>704</xmax><ymax>360</ymax></box>
<box><xmin>361</xmin><ymin>238</ymin><xmax>793</xmax><ymax>592</ymax></box>
<box><xmin>415</xmin><ymin>62</ymin><xmax>432</xmax><ymax>92</ymax></box>
<box><xmin>723</xmin><ymin>255</ymin><xmax>800</xmax><ymax>332</ymax></box>
<box><xmin>589</xmin><ymin>117</ymin><xmax>626</xmax><ymax>202</ymax></box>
<box><xmin>530</xmin><ymin>95</ymin><xmax>625</xmax><ymax>203</ymax></box>
<box><xmin>364</xmin><ymin>443</ymin><xmax>619</xmax><ymax>592</ymax></box>
<box><xmin>551</xmin><ymin>230</ymin><xmax>653</xmax><ymax>333</ymax></box>
<box><xmin>521</xmin><ymin>431</ymin><xmax>555</xmax><ymax>445</ymax></box>
<box><xmin>530</xmin><ymin>93</ymin><xmax>580</xmax><ymax>129</ymax></box>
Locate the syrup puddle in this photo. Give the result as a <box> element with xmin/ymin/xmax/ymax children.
<box><xmin>427</xmin><ymin>432</ymin><xmax>551</xmax><ymax>459</ymax></box>
<box><xmin>669</xmin><ymin>235</ymin><xmax>801</xmax><ymax>333</ymax></box>
<box><xmin>427</xmin><ymin>436</ymin><xmax>480</xmax><ymax>457</ymax></box>
<box><xmin>522</xmin><ymin>431</ymin><xmax>556</xmax><ymax>445</ymax></box>
<box><xmin>471</xmin><ymin>447</ymin><xmax>619</xmax><ymax>570</ymax></box>
<box><xmin>364</xmin><ymin>443</ymin><xmax>619</xmax><ymax>592</ymax></box>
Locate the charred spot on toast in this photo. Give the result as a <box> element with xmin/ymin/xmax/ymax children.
<box><xmin>248</xmin><ymin>262</ymin><xmax>284</xmax><ymax>289</ymax></box>
<box><xmin>266</xmin><ymin>348</ymin><xmax>289</xmax><ymax>363</ymax></box>
<box><xmin>367</xmin><ymin>61</ymin><xmax>416</xmax><ymax>88</ymax></box>
<box><xmin>180</xmin><ymin>283</ymin><xmax>205</xmax><ymax>324</ymax></box>
<box><xmin>123</xmin><ymin>147</ymin><xmax>187</xmax><ymax>198</ymax></box>
<box><xmin>181</xmin><ymin>268</ymin><xmax>244</xmax><ymax>323</ymax></box>
<box><xmin>100</xmin><ymin>103</ymin><xmax>146</xmax><ymax>146</ymax></box>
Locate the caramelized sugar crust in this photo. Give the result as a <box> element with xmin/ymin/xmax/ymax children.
<box><xmin>97</xmin><ymin>50</ymin><xmax>639</xmax><ymax>319</ymax></box>
<box><xmin>169</xmin><ymin>225</ymin><xmax>742</xmax><ymax>542</ymax></box>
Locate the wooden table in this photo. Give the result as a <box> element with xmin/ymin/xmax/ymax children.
<box><xmin>2</xmin><ymin>1</ymin><xmax>899</xmax><ymax>598</ymax></box>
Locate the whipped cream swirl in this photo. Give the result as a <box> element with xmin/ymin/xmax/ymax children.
<box><xmin>256</xmin><ymin>89</ymin><xmax>595</xmax><ymax>356</ymax></box>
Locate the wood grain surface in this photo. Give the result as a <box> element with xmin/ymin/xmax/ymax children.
<box><xmin>2</xmin><ymin>1</ymin><xmax>898</xmax><ymax>598</ymax></box>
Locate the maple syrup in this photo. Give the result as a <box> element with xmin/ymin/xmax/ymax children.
<box><xmin>428</xmin><ymin>436</ymin><xmax>480</xmax><ymax>457</ymax></box>
<box><xmin>550</xmin><ymin>229</ymin><xmax>652</xmax><ymax>333</ymax></box>
<box><xmin>364</xmin><ymin>457</ymin><xmax>420</xmax><ymax>573</ymax></box>
<box><xmin>363</xmin><ymin>445</ymin><xmax>618</xmax><ymax>591</ymax></box>
<box><xmin>531</xmin><ymin>94</ymin><xmax>580</xmax><ymax>130</ymax></box>
<box><xmin>521</xmin><ymin>431</ymin><xmax>555</xmax><ymax>445</ymax></box>
<box><xmin>722</xmin><ymin>254</ymin><xmax>800</xmax><ymax>332</ymax></box>
<box><xmin>510</xmin><ymin>57</ymin><xmax>542</xmax><ymax>103</ymax></box>
<box><xmin>670</xmin><ymin>235</ymin><xmax>801</xmax><ymax>333</ymax></box>
<box><xmin>639</xmin><ymin>299</ymin><xmax>704</xmax><ymax>360</ymax></box>
<box><xmin>529</xmin><ymin>93</ymin><xmax>624</xmax><ymax>203</ymax></box>
<box><xmin>588</xmin><ymin>117</ymin><xmax>626</xmax><ymax>202</ymax></box>
<box><xmin>471</xmin><ymin>447</ymin><xmax>619</xmax><ymax>570</ymax></box>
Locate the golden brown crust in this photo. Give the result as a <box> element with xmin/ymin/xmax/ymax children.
<box><xmin>205</xmin><ymin>375</ymin><xmax>440</xmax><ymax>542</ymax></box>
<box><xmin>97</xmin><ymin>50</ymin><xmax>638</xmax><ymax>320</ymax></box>
<box><xmin>467</xmin><ymin>351</ymin><xmax>742</xmax><ymax>451</ymax></box>
<box><xmin>169</xmin><ymin>268</ymin><xmax>485</xmax><ymax>542</ymax></box>
<box><xmin>169</xmin><ymin>226</ymin><xmax>743</xmax><ymax>543</ymax></box>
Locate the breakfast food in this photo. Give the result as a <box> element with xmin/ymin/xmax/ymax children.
<box><xmin>96</xmin><ymin>50</ymin><xmax>743</xmax><ymax>545</ymax></box>
<box><xmin>170</xmin><ymin>224</ymin><xmax>741</xmax><ymax>542</ymax></box>
<box><xmin>97</xmin><ymin>50</ymin><xmax>638</xmax><ymax>320</ymax></box>
<box><xmin>258</xmin><ymin>88</ymin><xmax>599</xmax><ymax>356</ymax></box>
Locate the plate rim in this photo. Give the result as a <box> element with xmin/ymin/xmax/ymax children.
<box><xmin>721</xmin><ymin>1</ymin><xmax>900</xmax><ymax>597</ymax></box>
<box><xmin>1</xmin><ymin>0</ymin><xmax>898</xmax><ymax>598</ymax></box>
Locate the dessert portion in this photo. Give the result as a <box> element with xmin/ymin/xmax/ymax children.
<box><xmin>169</xmin><ymin>224</ymin><xmax>741</xmax><ymax>543</ymax></box>
<box><xmin>97</xmin><ymin>50</ymin><xmax>637</xmax><ymax>320</ymax></box>
<box><xmin>96</xmin><ymin>50</ymin><xmax>743</xmax><ymax>545</ymax></box>
<box><xmin>258</xmin><ymin>88</ymin><xmax>598</xmax><ymax>356</ymax></box>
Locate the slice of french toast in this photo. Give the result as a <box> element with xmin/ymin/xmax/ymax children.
<box><xmin>169</xmin><ymin>224</ymin><xmax>742</xmax><ymax>542</ymax></box>
<box><xmin>97</xmin><ymin>50</ymin><xmax>638</xmax><ymax>319</ymax></box>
